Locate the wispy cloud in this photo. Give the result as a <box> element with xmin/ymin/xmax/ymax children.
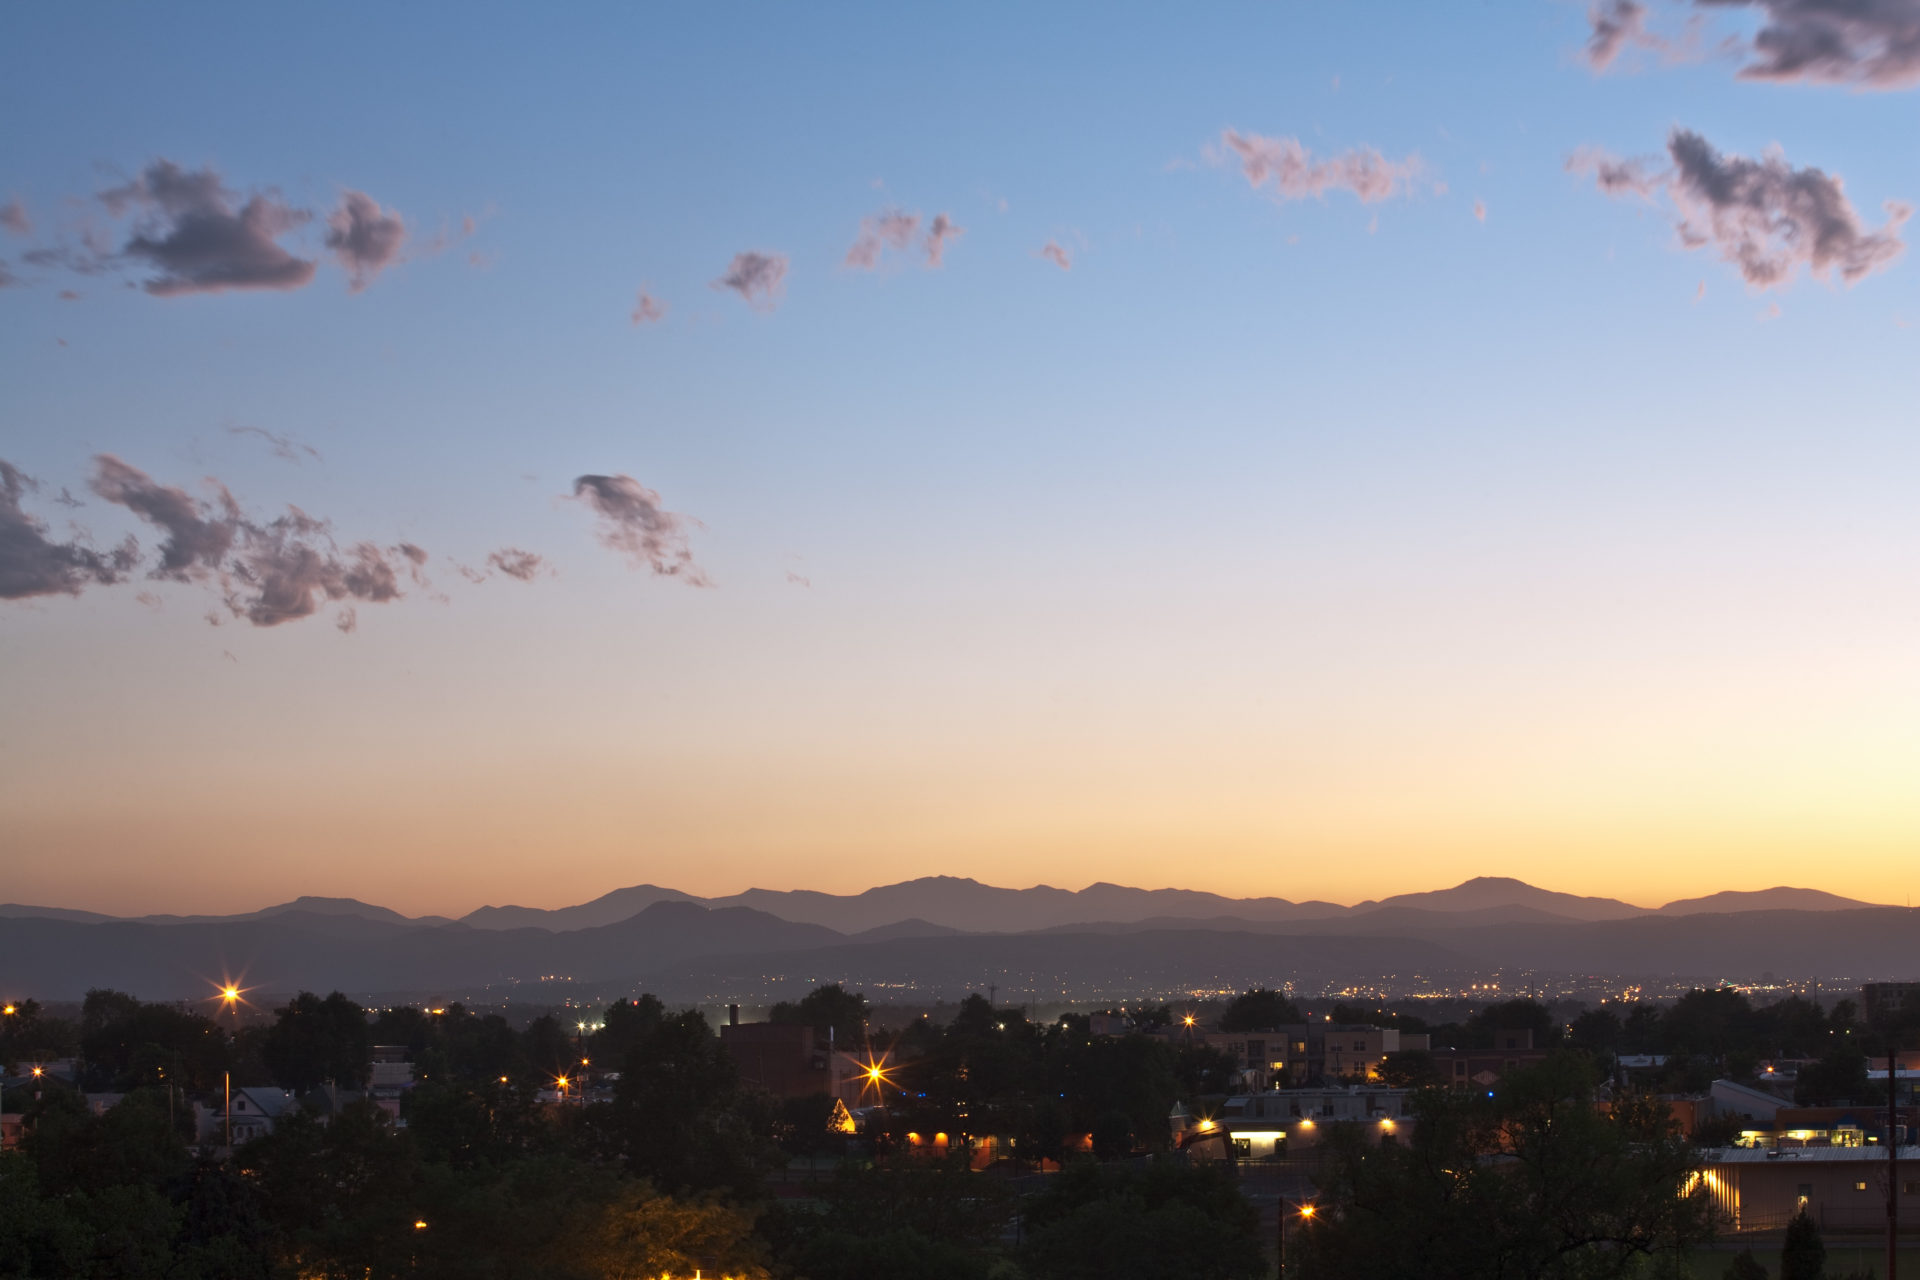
<box><xmin>0</xmin><ymin>461</ymin><xmax>137</xmax><ymax>600</ymax></box>
<box><xmin>100</xmin><ymin>160</ymin><xmax>316</xmax><ymax>296</ymax></box>
<box><xmin>1570</xmin><ymin>128</ymin><xmax>1909</xmax><ymax>289</ymax></box>
<box><xmin>570</xmin><ymin>474</ymin><xmax>709</xmax><ymax>584</ymax></box>
<box><xmin>1566</xmin><ymin>146</ymin><xmax>1667</xmax><ymax>200</ymax></box>
<box><xmin>324</xmin><ymin>189</ymin><xmax>407</xmax><ymax>292</ymax></box>
<box><xmin>228</xmin><ymin>425</ymin><xmax>321</xmax><ymax>464</ymax></box>
<box><xmin>487</xmin><ymin>548</ymin><xmax>547</xmax><ymax>581</ymax></box>
<box><xmin>712</xmin><ymin>251</ymin><xmax>788</xmax><ymax>311</ymax></box>
<box><xmin>0</xmin><ymin>199</ymin><xmax>29</xmax><ymax>237</ymax></box>
<box><xmin>845</xmin><ymin>210</ymin><xmax>920</xmax><ymax>269</ymax></box>
<box><xmin>1581</xmin><ymin>0</ymin><xmax>1707</xmax><ymax>71</ymax></box>
<box><xmin>631</xmin><ymin>289</ymin><xmax>667</xmax><ymax>325</ymax></box>
<box><xmin>925</xmin><ymin>213</ymin><xmax>963</xmax><ymax>266</ymax></box>
<box><xmin>1038</xmin><ymin>241</ymin><xmax>1072</xmax><ymax>270</ymax></box>
<box><xmin>1218</xmin><ymin>129</ymin><xmax>1423</xmax><ymax>205</ymax></box>
<box><xmin>1474</xmin><ymin>199</ymin><xmax>1488</xmax><ymax>222</ymax></box>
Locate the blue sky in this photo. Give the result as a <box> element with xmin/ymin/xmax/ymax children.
<box><xmin>4</xmin><ymin>2</ymin><xmax>1918</xmax><ymax>915</ymax></box>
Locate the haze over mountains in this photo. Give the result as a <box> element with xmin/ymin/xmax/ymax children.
<box><xmin>1</xmin><ymin>877</ymin><xmax>1910</xmax><ymax>1003</ymax></box>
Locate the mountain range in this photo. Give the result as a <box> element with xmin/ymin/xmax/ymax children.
<box><xmin>0</xmin><ymin>877</ymin><xmax>1908</xmax><ymax>1002</ymax></box>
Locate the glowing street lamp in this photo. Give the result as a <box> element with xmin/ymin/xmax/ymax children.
<box><xmin>1278</xmin><ymin>1199</ymin><xmax>1317</xmax><ymax>1275</ymax></box>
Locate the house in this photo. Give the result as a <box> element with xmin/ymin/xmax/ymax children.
<box><xmin>368</xmin><ymin>1045</ymin><xmax>415</xmax><ymax>1121</ymax></box>
<box><xmin>1697</xmin><ymin>1145</ymin><xmax>1920</xmax><ymax>1233</ymax></box>
<box><xmin>194</xmin><ymin>1087</ymin><xmax>297</xmax><ymax>1146</ymax></box>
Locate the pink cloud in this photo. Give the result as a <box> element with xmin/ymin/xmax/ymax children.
<box><xmin>631</xmin><ymin>289</ymin><xmax>667</xmax><ymax>325</ymax></box>
<box><xmin>712</xmin><ymin>251</ymin><xmax>788</xmax><ymax>310</ymax></box>
<box><xmin>324</xmin><ymin>190</ymin><xmax>407</xmax><ymax>292</ymax></box>
<box><xmin>925</xmin><ymin>213</ymin><xmax>964</xmax><ymax>266</ymax></box>
<box><xmin>1038</xmin><ymin>241</ymin><xmax>1072</xmax><ymax>270</ymax></box>
<box><xmin>1219</xmin><ymin>130</ymin><xmax>1422</xmax><ymax>205</ymax></box>
<box><xmin>845</xmin><ymin>210</ymin><xmax>920</xmax><ymax>269</ymax></box>
<box><xmin>1570</xmin><ymin>128</ymin><xmax>1909</xmax><ymax>290</ymax></box>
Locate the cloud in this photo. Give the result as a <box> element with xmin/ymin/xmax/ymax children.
<box><xmin>0</xmin><ymin>263</ymin><xmax>17</xmax><ymax>289</ymax></box>
<box><xmin>1709</xmin><ymin>0</ymin><xmax>1920</xmax><ymax>88</ymax></box>
<box><xmin>0</xmin><ymin>460</ymin><xmax>136</xmax><ymax>600</ymax></box>
<box><xmin>1582</xmin><ymin>0</ymin><xmax>1707</xmax><ymax>69</ymax></box>
<box><xmin>1219</xmin><ymin>129</ymin><xmax>1422</xmax><ymax>204</ymax></box>
<box><xmin>89</xmin><ymin>454</ymin><xmax>420</xmax><ymax>628</ymax></box>
<box><xmin>1586</xmin><ymin>0</ymin><xmax>1652</xmax><ymax>68</ymax></box>
<box><xmin>711</xmin><ymin>251</ymin><xmax>788</xmax><ymax>310</ymax></box>
<box><xmin>324</xmin><ymin>189</ymin><xmax>407</xmax><ymax>292</ymax></box>
<box><xmin>1668</xmin><ymin>129</ymin><xmax>1908</xmax><ymax>286</ymax></box>
<box><xmin>845</xmin><ymin>210</ymin><xmax>920</xmax><ymax>269</ymax></box>
<box><xmin>1566</xmin><ymin>146</ymin><xmax>1667</xmax><ymax>199</ymax></box>
<box><xmin>90</xmin><ymin>455</ymin><xmax>240</xmax><ymax>579</ymax></box>
<box><xmin>570</xmin><ymin>474</ymin><xmax>708</xmax><ymax>583</ymax></box>
<box><xmin>631</xmin><ymin>289</ymin><xmax>667</xmax><ymax>325</ymax></box>
<box><xmin>101</xmin><ymin>160</ymin><xmax>316</xmax><ymax>296</ymax></box>
<box><xmin>228</xmin><ymin>425</ymin><xmax>321</xmax><ymax>463</ymax></box>
<box><xmin>1570</xmin><ymin>128</ymin><xmax>1909</xmax><ymax>289</ymax></box>
<box><xmin>487</xmin><ymin>548</ymin><xmax>547</xmax><ymax>580</ymax></box>
<box><xmin>0</xmin><ymin>199</ymin><xmax>29</xmax><ymax>237</ymax></box>
<box><xmin>925</xmin><ymin>213</ymin><xmax>964</xmax><ymax>266</ymax></box>
<box><xmin>1038</xmin><ymin>241</ymin><xmax>1072</xmax><ymax>270</ymax></box>
<box><xmin>1474</xmin><ymin>199</ymin><xmax>1488</xmax><ymax>222</ymax></box>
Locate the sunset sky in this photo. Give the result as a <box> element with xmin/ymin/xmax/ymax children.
<box><xmin>4</xmin><ymin>3</ymin><xmax>1918</xmax><ymax>918</ymax></box>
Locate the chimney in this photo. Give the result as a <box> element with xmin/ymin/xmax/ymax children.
<box><xmin>728</xmin><ymin>1004</ymin><xmax>740</xmax><ymax>1026</ymax></box>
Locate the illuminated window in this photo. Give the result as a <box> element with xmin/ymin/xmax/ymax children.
<box><xmin>1856</xmin><ymin>1182</ymin><xmax>1868</xmax><ymax>1192</ymax></box>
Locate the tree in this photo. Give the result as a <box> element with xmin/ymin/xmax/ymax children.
<box><xmin>1462</xmin><ymin>998</ymin><xmax>1558</xmax><ymax>1050</ymax></box>
<box><xmin>1725</xmin><ymin>1249</ymin><xmax>1769</xmax><ymax>1280</ymax></box>
<box><xmin>1376</xmin><ymin>1049</ymin><xmax>1440</xmax><ymax>1088</ymax></box>
<box><xmin>566</xmin><ymin>1183</ymin><xmax>769</xmax><ymax>1280</ymax></box>
<box><xmin>1218</xmin><ymin>988</ymin><xmax>1301</xmax><ymax>1032</ymax></box>
<box><xmin>1794</xmin><ymin>1042</ymin><xmax>1872</xmax><ymax>1106</ymax></box>
<box><xmin>1569</xmin><ymin>1007</ymin><xmax>1624</xmax><ymax>1055</ymax></box>
<box><xmin>594</xmin><ymin>1009</ymin><xmax>776</xmax><ymax>1196</ymax></box>
<box><xmin>1664</xmin><ymin>987</ymin><xmax>1757</xmax><ymax>1061</ymax></box>
<box><xmin>769</xmin><ymin>983</ymin><xmax>870</xmax><ymax>1045</ymax></box>
<box><xmin>1021</xmin><ymin>1160</ymin><xmax>1265</xmax><ymax>1280</ymax></box>
<box><xmin>1295</xmin><ymin>1053</ymin><xmax>1715</xmax><ymax>1280</ymax></box>
<box><xmin>1780</xmin><ymin>1209</ymin><xmax>1824</xmax><ymax>1280</ymax></box>
<box><xmin>261</xmin><ymin>991</ymin><xmax>370</xmax><ymax>1093</ymax></box>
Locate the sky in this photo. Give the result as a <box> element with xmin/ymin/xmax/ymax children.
<box><xmin>4</xmin><ymin>2</ymin><xmax>1919</xmax><ymax>918</ymax></box>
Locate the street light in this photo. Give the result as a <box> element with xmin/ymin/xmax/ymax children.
<box><xmin>1277</xmin><ymin>1199</ymin><xmax>1316</xmax><ymax>1276</ymax></box>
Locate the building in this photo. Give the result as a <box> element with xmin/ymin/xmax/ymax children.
<box><xmin>718</xmin><ymin>1009</ymin><xmax>860</xmax><ymax>1101</ymax></box>
<box><xmin>195</xmin><ymin>1087</ymin><xmax>297</xmax><ymax>1146</ymax></box>
<box><xmin>368</xmin><ymin>1045</ymin><xmax>415</xmax><ymax>1121</ymax></box>
<box><xmin>1697</xmin><ymin>1145</ymin><xmax>1920</xmax><ymax>1234</ymax></box>
<box><xmin>1861</xmin><ymin>983</ymin><xmax>1920</xmax><ymax>1028</ymax></box>
<box><xmin>1174</xmin><ymin>1086</ymin><xmax>1414</xmax><ymax>1160</ymax></box>
<box><xmin>1429</xmin><ymin>1029</ymin><xmax>1552</xmax><ymax>1090</ymax></box>
<box><xmin>1190</xmin><ymin>1023</ymin><xmax>1429</xmax><ymax>1088</ymax></box>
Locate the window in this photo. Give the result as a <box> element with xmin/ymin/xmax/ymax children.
<box><xmin>1232</xmin><ymin>1138</ymin><xmax>1251</xmax><ymax>1156</ymax></box>
<box><xmin>1856</xmin><ymin>1182</ymin><xmax>1869</xmax><ymax>1192</ymax></box>
<box><xmin>1906</xmin><ymin>1181</ymin><xmax>1919</xmax><ymax>1196</ymax></box>
<box><xmin>1353</xmin><ymin>1039</ymin><xmax>1366</xmax><ymax>1051</ymax></box>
